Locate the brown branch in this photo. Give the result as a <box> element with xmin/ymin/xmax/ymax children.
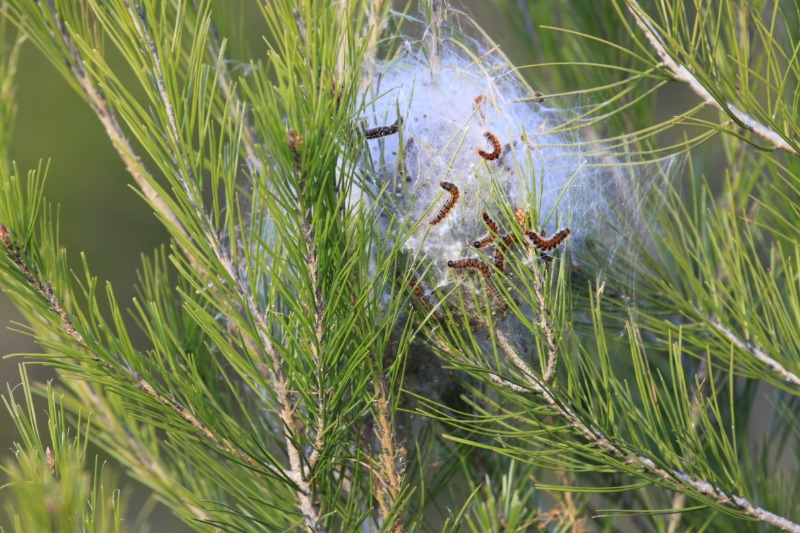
<box><xmin>626</xmin><ymin>0</ymin><xmax>798</xmax><ymax>156</ymax></box>
<box><xmin>371</xmin><ymin>374</ymin><xmax>405</xmax><ymax>532</ymax></box>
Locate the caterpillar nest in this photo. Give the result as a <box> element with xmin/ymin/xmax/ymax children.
<box><xmin>360</xmin><ymin>17</ymin><xmax>653</xmax><ymax>317</ymax></box>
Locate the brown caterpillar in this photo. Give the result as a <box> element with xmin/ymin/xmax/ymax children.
<box><xmin>477</xmin><ymin>131</ymin><xmax>502</xmax><ymax>161</ymax></box>
<box><xmin>493</xmin><ymin>234</ymin><xmax>519</xmax><ymax>273</ymax></box>
<box><xmin>473</xmin><ymin>211</ymin><xmax>499</xmax><ymax>248</ymax></box>
<box><xmin>429</xmin><ymin>181</ymin><xmax>460</xmax><ymax>225</ymax></box>
<box><xmin>447</xmin><ymin>258</ymin><xmax>507</xmax><ymax>308</ymax></box>
<box><xmin>447</xmin><ymin>258</ymin><xmax>488</xmax><ymax>274</ymax></box>
<box><xmin>408</xmin><ymin>275</ymin><xmax>442</xmax><ymax>319</ymax></box>
<box><xmin>527</xmin><ymin>228</ymin><xmax>571</xmax><ymax>250</ymax></box>
<box><xmin>365</xmin><ymin>117</ymin><xmax>403</xmax><ymax>139</ymax></box>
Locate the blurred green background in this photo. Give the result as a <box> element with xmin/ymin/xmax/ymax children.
<box><xmin>0</xmin><ymin>1</ymin><xmax>728</xmax><ymax>530</ymax></box>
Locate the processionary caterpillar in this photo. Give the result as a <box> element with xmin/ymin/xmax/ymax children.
<box><xmin>477</xmin><ymin>131</ymin><xmax>502</xmax><ymax>161</ymax></box>
<box><xmin>493</xmin><ymin>234</ymin><xmax>519</xmax><ymax>273</ymax></box>
<box><xmin>365</xmin><ymin>117</ymin><xmax>403</xmax><ymax>139</ymax></box>
<box><xmin>473</xmin><ymin>211</ymin><xmax>499</xmax><ymax>248</ymax></box>
<box><xmin>398</xmin><ymin>137</ymin><xmax>415</xmax><ymax>181</ymax></box>
<box><xmin>447</xmin><ymin>258</ymin><xmax>507</xmax><ymax>308</ymax></box>
<box><xmin>429</xmin><ymin>181</ymin><xmax>460</xmax><ymax>225</ymax></box>
<box><xmin>408</xmin><ymin>275</ymin><xmax>442</xmax><ymax>318</ymax></box>
<box><xmin>527</xmin><ymin>228</ymin><xmax>571</xmax><ymax>250</ymax></box>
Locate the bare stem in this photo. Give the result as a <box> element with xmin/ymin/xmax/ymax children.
<box><xmin>626</xmin><ymin>0</ymin><xmax>798</xmax><ymax>156</ymax></box>
<box><xmin>371</xmin><ymin>374</ymin><xmax>405</xmax><ymax>532</ymax></box>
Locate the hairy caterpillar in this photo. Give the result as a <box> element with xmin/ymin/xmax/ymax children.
<box><xmin>365</xmin><ymin>117</ymin><xmax>403</xmax><ymax>139</ymax></box>
<box><xmin>493</xmin><ymin>234</ymin><xmax>519</xmax><ymax>273</ymax></box>
<box><xmin>473</xmin><ymin>211</ymin><xmax>499</xmax><ymax>248</ymax></box>
<box><xmin>447</xmin><ymin>257</ymin><xmax>506</xmax><ymax>308</ymax></box>
<box><xmin>429</xmin><ymin>181</ymin><xmax>460</xmax><ymax>225</ymax></box>
<box><xmin>408</xmin><ymin>275</ymin><xmax>442</xmax><ymax>319</ymax></box>
<box><xmin>477</xmin><ymin>131</ymin><xmax>502</xmax><ymax>161</ymax></box>
<box><xmin>527</xmin><ymin>228</ymin><xmax>571</xmax><ymax>250</ymax></box>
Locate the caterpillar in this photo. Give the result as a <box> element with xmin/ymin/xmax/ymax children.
<box><xmin>527</xmin><ymin>228</ymin><xmax>571</xmax><ymax>251</ymax></box>
<box><xmin>429</xmin><ymin>181</ymin><xmax>460</xmax><ymax>225</ymax></box>
<box><xmin>473</xmin><ymin>211</ymin><xmax>499</xmax><ymax>248</ymax></box>
<box><xmin>493</xmin><ymin>234</ymin><xmax>519</xmax><ymax>273</ymax></box>
<box><xmin>365</xmin><ymin>117</ymin><xmax>403</xmax><ymax>139</ymax></box>
<box><xmin>477</xmin><ymin>131</ymin><xmax>502</xmax><ymax>161</ymax></box>
<box><xmin>447</xmin><ymin>257</ymin><xmax>507</xmax><ymax>309</ymax></box>
<box><xmin>408</xmin><ymin>275</ymin><xmax>442</xmax><ymax>319</ymax></box>
<box><xmin>447</xmin><ymin>258</ymin><xmax>488</xmax><ymax>274</ymax></box>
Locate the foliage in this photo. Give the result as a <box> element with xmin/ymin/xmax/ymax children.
<box><xmin>0</xmin><ymin>0</ymin><xmax>799</xmax><ymax>532</ymax></box>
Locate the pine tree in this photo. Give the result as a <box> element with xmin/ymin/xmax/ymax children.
<box><xmin>1</xmin><ymin>1</ymin><xmax>799</xmax><ymax>531</ymax></box>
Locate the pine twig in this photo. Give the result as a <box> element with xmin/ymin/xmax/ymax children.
<box><xmin>371</xmin><ymin>374</ymin><xmax>405</xmax><ymax>533</ymax></box>
<box><xmin>122</xmin><ymin>4</ymin><xmax>324</xmax><ymax>529</ymax></box>
<box><xmin>192</xmin><ymin>0</ymin><xmax>259</xmax><ymax>165</ymax></box>
<box><xmin>124</xmin><ymin>0</ymin><xmax>324</xmax><ymax>520</ymax></box>
<box><xmin>667</xmin><ymin>358</ymin><xmax>709</xmax><ymax>532</ymax></box>
<box><xmin>0</xmin><ymin>223</ymin><xmax>273</xmax><ymax>479</ymax></box>
<box><xmin>493</xmin><ymin>328</ymin><xmax>800</xmax><ymax>533</ymax></box>
<box><xmin>42</xmin><ymin>2</ymin><xmax>200</xmax><ymax>272</ymax></box>
<box><xmin>708</xmin><ymin>314</ymin><xmax>800</xmax><ymax>388</ymax></box>
<box><xmin>626</xmin><ymin>0</ymin><xmax>798</xmax><ymax>156</ymax></box>
<box><xmin>529</xmin><ymin>264</ymin><xmax>558</xmax><ymax>383</ymax></box>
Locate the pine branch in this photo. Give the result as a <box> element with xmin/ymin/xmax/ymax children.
<box><xmin>0</xmin><ymin>223</ymin><xmax>275</xmax><ymax>479</ymax></box>
<box><xmin>37</xmin><ymin>1</ymin><xmax>197</xmax><ymax>264</ymax></box>
<box><xmin>626</xmin><ymin>0</ymin><xmax>799</xmax><ymax>156</ymax></box>
<box><xmin>490</xmin><ymin>327</ymin><xmax>800</xmax><ymax>533</ymax></box>
<box><xmin>371</xmin><ymin>373</ymin><xmax>405</xmax><ymax>532</ymax></box>
<box><xmin>709</xmin><ymin>314</ymin><xmax>800</xmax><ymax>389</ymax></box>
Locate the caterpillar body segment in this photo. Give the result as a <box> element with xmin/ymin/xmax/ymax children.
<box><xmin>408</xmin><ymin>276</ymin><xmax>443</xmax><ymax>319</ymax></box>
<box><xmin>447</xmin><ymin>257</ymin><xmax>507</xmax><ymax>308</ymax></box>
